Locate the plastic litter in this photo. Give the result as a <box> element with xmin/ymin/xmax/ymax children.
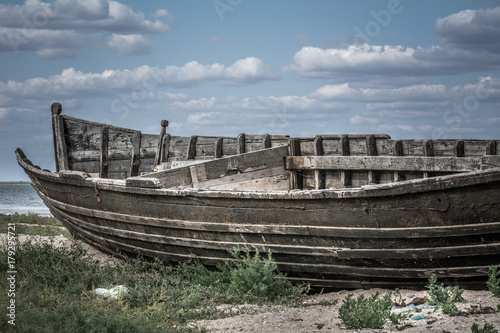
<box><xmin>95</xmin><ymin>285</ymin><xmax>127</xmax><ymax>299</ymax></box>
<box><xmin>409</xmin><ymin>313</ymin><xmax>424</xmax><ymax>320</ymax></box>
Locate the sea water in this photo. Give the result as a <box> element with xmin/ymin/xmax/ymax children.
<box><xmin>0</xmin><ymin>182</ymin><xmax>51</xmax><ymax>216</ymax></box>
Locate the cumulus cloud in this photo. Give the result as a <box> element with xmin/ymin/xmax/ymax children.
<box><xmin>106</xmin><ymin>34</ymin><xmax>153</xmax><ymax>55</ymax></box>
<box><xmin>285</xmin><ymin>44</ymin><xmax>500</xmax><ymax>81</ymax></box>
<box><xmin>0</xmin><ymin>0</ymin><xmax>169</xmax><ymax>58</ymax></box>
<box><xmin>0</xmin><ymin>57</ymin><xmax>280</xmax><ymax>99</ymax></box>
<box><xmin>434</xmin><ymin>6</ymin><xmax>500</xmax><ymax>54</ymax></box>
<box><xmin>0</xmin><ymin>0</ymin><xmax>168</xmax><ymax>33</ymax></box>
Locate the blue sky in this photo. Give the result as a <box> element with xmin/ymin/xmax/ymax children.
<box><xmin>1</xmin><ymin>0</ymin><xmax>499</xmax><ymax>181</ymax></box>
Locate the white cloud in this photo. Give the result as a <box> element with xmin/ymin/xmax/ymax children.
<box><xmin>434</xmin><ymin>7</ymin><xmax>500</xmax><ymax>54</ymax></box>
<box><xmin>0</xmin><ymin>107</ymin><xmax>8</xmax><ymax>120</ymax></box>
<box><xmin>0</xmin><ymin>58</ymin><xmax>280</xmax><ymax>99</ymax></box>
<box><xmin>0</xmin><ymin>0</ymin><xmax>169</xmax><ymax>33</ymax></box>
<box><xmin>106</xmin><ymin>34</ymin><xmax>153</xmax><ymax>55</ymax></box>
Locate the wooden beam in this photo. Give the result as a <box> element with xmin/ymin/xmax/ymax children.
<box><xmin>366</xmin><ymin>135</ymin><xmax>377</xmax><ymax>184</ymax></box>
<box><xmin>263</xmin><ymin>134</ymin><xmax>271</xmax><ymax>149</ymax></box>
<box><xmin>237</xmin><ymin>133</ymin><xmax>246</xmax><ymax>154</ymax></box>
<box><xmin>129</xmin><ymin>131</ymin><xmax>141</xmax><ymax>177</ymax></box>
<box><xmin>51</xmin><ymin>102</ymin><xmax>69</xmax><ymax>171</ymax></box>
<box><xmin>288</xmin><ymin>138</ymin><xmax>301</xmax><ymax>190</ymax></box>
<box><xmin>160</xmin><ymin>134</ymin><xmax>170</xmax><ymax>164</ymax></box>
<box><xmin>393</xmin><ymin>140</ymin><xmax>404</xmax><ymax>182</ymax></box>
<box><xmin>455</xmin><ymin>140</ymin><xmax>465</xmax><ymax>157</ymax></box>
<box><xmin>423</xmin><ymin>140</ymin><xmax>434</xmax><ymax>178</ymax></box>
<box><xmin>99</xmin><ymin>126</ymin><xmax>108</xmax><ymax>178</ymax></box>
<box><xmin>141</xmin><ymin>145</ymin><xmax>288</xmax><ymax>189</ymax></box>
<box><xmin>486</xmin><ymin>141</ymin><xmax>497</xmax><ymax>155</ymax></box>
<box><xmin>340</xmin><ymin>135</ymin><xmax>351</xmax><ymax>187</ymax></box>
<box><xmin>314</xmin><ymin>136</ymin><xmax>325</xmax><ymax>190</ymax></box>
<box><xmin>154</xmin><ymin>120</ymin><xmax>168</xmax><ymax>167</ymax></box>
<box><xmin>215</xmin><ymin>138</ymin><xmax>223</xmax><ymax>158</ymax></box>
<box><xmin>285</xmin><ymin>155</ymin><xmax>482</xmax><ymax>172</ymax></box>
<box><xmin>187</xmin><ymin>135</ymin><xmax>197</xmax><ymax>160</ymax></box>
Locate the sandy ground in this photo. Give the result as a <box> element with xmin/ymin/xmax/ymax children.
<box><xmin>2</xmin><ymin>233</ymin><xmax>499</xmax><ymax>332</ymax></box>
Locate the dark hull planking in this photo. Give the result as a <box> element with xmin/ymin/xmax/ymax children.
<box><xmin>17</xmin><ymin>148</ymin><xmax>500</xmax><ymax>290</ymax></box>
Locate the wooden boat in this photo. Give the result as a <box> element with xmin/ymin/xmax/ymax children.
<box><xmin>16</xmin><ymin>103</ymin><xmax>500</xmax><ymax>289</ymax></box>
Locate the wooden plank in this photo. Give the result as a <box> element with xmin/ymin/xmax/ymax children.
<box><xmin>237</xmin><ymin>133</ymin><xmax>245</xmax><ymax>154</ymax></box>
<box><xmin>51</xmin><ymin>103</ymin><xmax>69</xmax><ymax>171</ymax></box>
<box><xmin>288</xmin><ymin>138</ymin><xmax>301</xmax><ymax>190</ymax></box>
<box><xmin>187</xmin><ymin>135</ymin><xmax>197</xmax><ymax>160</ymax></box>
<box><xmin>144</xmin><ymin>145</ymin><xmax>289</xmax><ymax>188</ymax></box>
<box><xmin>161</xmin><ymin>134</ymin><xmax>170</xmax><ymax>164</ymax></box>
<box><xmin>366</xmin><ymin>135</ymin><xmax>377</xmax><ymax>184</ymax></box>
<box><xmin>393</xmin><ymin>140</ymin><xmax>404</xmax><ymax>182</ymax></box>
<box><xmin>340</xmin><ymin>135</ymin><xmax>351</xmax><ymax>187</ymax></box>
<box><xmin>154</xmin><ymin>120</ymin><xmax>168</xmax><ymax>167</ymax></box>
<box><xmin>486</xmin><ymin>141</ymin><xmax>497</xmax><ymax>155</ymax></box>
<box><xmin>314</xmin><ymin>136</ymin><xmax>325</xmax><ymax>190</ymax></box>
<box><xmin>263</xmin><ymin>134</ymin><xmax>271</xmax><ymax>149</ymax></box>
<box><xmin>189</xmin><ymin>165</ymin><xmax>200</xmax><ymax>188</ymax></box>
<box><xmin>482</xmin><ymin>156</ymin><xmax>500</xmax><ymax>169</ymax></box>
<box><xmin>285</xmin><ymin>155</ymin><xmax>482</xmax><ymax>172</ymax></box>
<box><xmin>99</xmin><ymin>126</ymin><xmax>108</xmax><ymax>178</ymax></box>
<box><xmin>423</xmin><ymin>140</ymin><xmax>434</xmax><ymax>178</ymax></box>
<box><xmin>215</xmin><ymin>138</ymin><xmax>223</xmax><ymax>158</ymax></box>
<box><xmin>129</xmin><ymin>131</ymin><xmax>141</xmax><ymax>177</ymax></box>
<box><xmin>455</xmin><ymin>140</ymin><xmax>465</xmax><ymax>157</ymax></box>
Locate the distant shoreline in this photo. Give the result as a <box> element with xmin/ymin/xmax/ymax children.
<box><xmin>0</xmin><ymin>181</ymin><xmax>31</xmax><ymax>185</ymax></box>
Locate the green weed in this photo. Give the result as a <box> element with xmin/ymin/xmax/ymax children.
<box><xmin>471</xmin><ymin>323</ymin><xmax>499</xmax><ymax>333</ymax></box>
<box><xmin>487</xmin><ymin>266</ymin><xmax>500</xmax><ymax>297</ymax></box>
<box><xmin>426</xmin><ymin>274</ymin><xmax>464</xmax><ymax>316</ymax></box>
<box><xmin>338</xmin><ymin>292</ymin><xmax>394</xmax><ymax>329</ymax></box>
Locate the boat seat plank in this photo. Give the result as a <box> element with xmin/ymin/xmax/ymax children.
<box><xmin>285</xmin><ymin>156</ymin><xmax>483</xmax><ymax>172</ymax></box>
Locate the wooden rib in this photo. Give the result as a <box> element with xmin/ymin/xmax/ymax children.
<box><xmin>263</xmin><ymin>134</ymin><xmax>271</xmax><ymax>149</ymax></box>
<box><xmin>314</xmin><ymin>136</ymin><xmax>325</xmax><ymax>190</ymax></box>
<box><xmin>161</xmin><ymin>134</ymin><xmax>170</xmax><ymax>163</ymax></box>
<box><xmin>455</xmin><ymin>140</ymin><xmax>465</xmax><ymax>157</ymax></box>
<box><xmin>393</xmin><ymin>140</ymin><xmax>404</xmax><ymax>182</ymax></box>
<box><xmin>423</xmin><ymin>140</ymin><xmax>434</xmax><ymax>178</ymax></box>
<box><xmin>99</xmin><ymin>126</ymin><xmax>109</xmax><ymax>178</ymax></box>
<box><xmin>187</xmin><ymin>135</ymin><xmax>197</xmax><ymax>160</ymax></box>
<box><xmin>129</xmin><ymin>131</ymin><xmax>141</xmax><ymax>177</ymax></box>
<box><xmin>486</xmin><ymin>140</ymin><xmax>497</xmax><ymax>155</ymax></box>
<box><xmin>340</xmin><ymin>135</ymin><xmax>351</xmax><ymax>187</ymax></box>
<box><xmin>154</xmin><ymin>120</ymin><xmax>168</xmax><ymax>167</ymax></box>
<box><xmin>237</xmin><ymin>133</ymin><xmax>246</xmax><ymax>154</ymax></box>
<box><xmin>366</xmin><ymin>135</ymin><xmax>377</xmax><ymax>184</ymax></box>
<box><xmin>288</xmin><ymin>138</ymin><xmax>301</xmax><ymax>190</ymax></box>
<box><xmin>215</xmin><ymin>138</ymin><xmax>223</xmax><ymax>158</ymax></box>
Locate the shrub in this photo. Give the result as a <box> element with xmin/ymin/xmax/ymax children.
<box><xmin>338</xmin><ymin>292</ymin><xmax>394</xmax><ymax>329</ymax></box>
<box><xmin>426</xmin><ymin>274</ymin><xmax>464</xmax><ymax>316</ymax></box>
<box><xmin>471</xmin><ymin>323</ymin><xmax>499</xmax><ymax>333</ymax></box>
<box><xmin>487</xmin><ymin>266</ymin><xmax>500</xmax><ymax>297</ymax></box>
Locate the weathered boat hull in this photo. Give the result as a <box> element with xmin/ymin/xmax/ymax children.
<box><xmin>17</xmin><ymin>148</ymin><xmax>500</xmax><ymax>289</ymax></box>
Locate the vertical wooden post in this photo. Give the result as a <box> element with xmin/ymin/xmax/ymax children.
<box><xmin>340</xmin><ymin>135</ymin><xmax>351</xmax><ymax>187</ymax></box>
<box><xmin>51</xmin><ymin>102</ymin><xmax>69</xmax><ymax>172</ymax></box>
<box><xmin>423</xmin><ymin>140</ymin><xmax>434</xmax><ymax>178</ymax></box>
<box><xmin>486</xmin><ymin>141</ymin><xmax>497</xmax><ymax>155</ymax></box>
<box><xmin>314</xmin><ymin>136</ymin><xmax>325</xmax><ymax>190</ymax></box>
<box><xmin>129</xmin><ymin>131</ymin><xmax>141</xmax><ymax>177</ymax></box>
<box><xmin>455</xmin><ymin>140</ymin><xmax>465</xmax><ymax>157</ymax></box>
<box><xmin>366</xmin><ymin>135</ymin><xmax>378</xmax><ymax>184</ymax></box>
<box><xmin>237</xmin><ymin>133</ymin><xmax>246</xmax><ymax>154</ymax></box>
<box><xmin>288</xmin><ymin>138</ymin><xmax>302</xmax><ymax>190</ymax></box>
<box><xmin>99</xmin><ymin>126</ymin><xmax>108</xmax><ymax>178</ymax></box>
<box><xmin>263</xmin><ymin>134</ymin><xmax>271</xmax><ymax>149</ymax></box>
<box><xmin>393</xmin><ymin>140</ymin><xmax>404</xmax><ymax>182</ymax></box>
<box><xmin>215</xmin><ymin>138</ymin><xmax>223</xmax><ymax>158</ymax></box>
<box><xmin>187</xmin><ymin>136</ymin><xmax>198</xmax><ymax>160</ymax></box>
<box><xmin>154</xmin><ymin>120</ymin><xmax>168</xmax><ymax>167</ymax></box>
